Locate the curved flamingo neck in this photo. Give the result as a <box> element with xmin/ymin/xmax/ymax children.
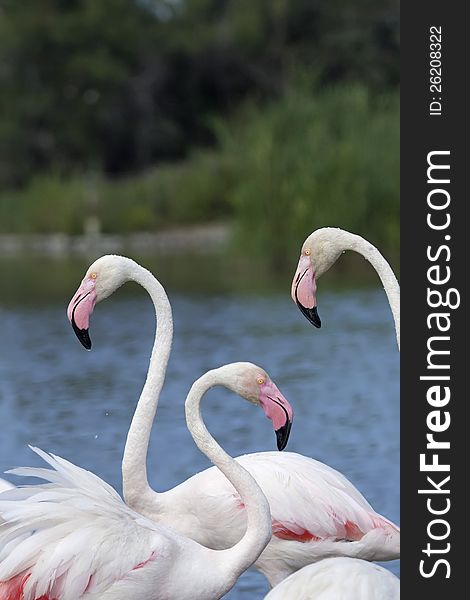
<box><xmin>331</xmin><ymin>229</ymin><xmax>400</xmax><ymax>350</ymax></box>
<box><xmin>121</xmin><ymin>262</ymin><xmax>173</xmax><ymax>507</ymax></box>
<box><xmin>185</xmin><ymin>370</ymin><xmax>272</xmax><ymax>578</ymax></box>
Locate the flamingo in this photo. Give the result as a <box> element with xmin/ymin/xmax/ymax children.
<box><xmin>264</xmin><ymin>558</ymin><xmax>399</xmax><ymax>599</ymax></box>
<box><xmin>66</xmin><ymin>255</ymin><xmax>399</xmax><ymax>587</ymax></box>
<box><xmin>0</xmin><ymin>362</ymin><xmax>292</xmax><ymax>599</ymax></box>
<box><xmin>291</xmin><ymin>227</ymin><xmax>400</xmax><ymax>349</ymax></box>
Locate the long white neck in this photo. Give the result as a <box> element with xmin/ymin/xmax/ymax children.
<box><xmin>121</xmin><ymin>262</ymin><xmax>173</xmax><ymax>507</ymax></box>
<box><xmin>334</xmin><ymin>229</ymin><xmax>400</xmax><ymax>350</ymax></box>
<box><xmin>185</xmin><ymin>371</ymin><xmax>272</xmax><ymax>578</ymax></box>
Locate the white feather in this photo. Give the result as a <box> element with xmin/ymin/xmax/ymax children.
<box><xmin>265</xmin><ymin>557</ymin><xmax>400</xmax><ymax>599</ymax></box>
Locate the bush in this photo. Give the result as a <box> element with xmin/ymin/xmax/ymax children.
<box><xmin>216</xmin><ymin>82</ymin><xmax>399</xmax><ymax>262</ymax></box>
<box><xmin>0</xmin><ymin>152</ymin><xmax>233</xmax><ymax>235</ymax></box>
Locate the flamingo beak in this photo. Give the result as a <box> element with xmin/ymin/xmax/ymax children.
<box><xmin>275</xmin><ymin>420</ymin><xmax>292</xmax><ymax>452</ymax></box>
<box><xmin>291</xmin><ymin>255</ymin><xmax>321</xmax><ymax>328</ymax></box>
<box><xmin>67</xmin><ymin>279</ymin><xmax>97</xmax><ymax>350</ymax></box>
<box><xmin>259</xmin><ymin>381</ymin><xmax>294</xmax><ymax>451</ymax></box>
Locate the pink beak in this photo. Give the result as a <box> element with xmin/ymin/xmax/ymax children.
<box><xmin>67</xmin><ymin>279</ymin><xmax>97</xmax><ymax>350</ymax></box>
<box><xmin>259</xmin><ymin>380</ymin><xmax>294</xmax><ymax>451</ymax></box>
<box><xmin>291</xmin><ymin>255</ymin><xmax>321</xmax><ymax>328</ymax></box>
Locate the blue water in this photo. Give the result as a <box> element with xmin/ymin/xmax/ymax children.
<box><xmin>0</xmin><ymin>286</ymin><xmax>399</xmax><ymax>597</ymax></box>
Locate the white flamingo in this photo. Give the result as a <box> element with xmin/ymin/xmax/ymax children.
<box><xmin>65</xmin><ymin>255</ymin><xmax>399</xmax><ymax>587</ymax></box>
<box><xmin>265</xmin><ymin>558</ymin><xmax>399</xmax><ymax>599</ymax></box>
<box><xmin>0</xmin><ymin>362</ymin><xmax>288</xmax><ymax>599</ymax></box>
<box><xmin>291</xmin><ymin>227</ymin><xmax>400</xmax><ymax>349</ymax></box>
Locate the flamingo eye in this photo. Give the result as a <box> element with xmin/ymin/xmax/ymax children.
<box><xmin>257</xmin><ymin>377</ymin><xmax>265</xmax><ymax>385</ymax></box>
<box><xmin>90</xmin><ymin>272</ymin><xmax>97</xmax><ymax>280</ymax></box>
<box><xmin>304</xmin><ymin>249</ymin><xmax>311</xmax><ymax>256</ymax></box>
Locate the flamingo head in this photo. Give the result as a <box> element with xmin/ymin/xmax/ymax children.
<box><xmin>291</xmin><ymin>228</ymin><xmax>343</xmax><ymax>328</ymax></box>
<box><xmin>222</xmin><ymin>362</ymin><xmax>294</xmax><ymax>451</ymax></box>
<box><xmin>67</xmin><ymin>255</ymin><xmax>133</xmax><ymax>350</ymax></box>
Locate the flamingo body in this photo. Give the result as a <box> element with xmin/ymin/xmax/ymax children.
<box><xmin>264</xmin><ymin>557</ymin><xmax>400</xmax><ymax>599</ymax></box>
<box><xmin>147</xmin><ymin>451</ymin><xmax>399</xmax><ymax>586</ymax></box>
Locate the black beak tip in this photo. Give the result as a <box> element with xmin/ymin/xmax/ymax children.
<box><xmin>275</xmin><ymin>420</ymin><xmax>292</xmax><ymax>451</ymax></box>
<box><xmin>297</xmin><ymin>303</ymin><xmax>322</xmax><ymax>328</ymax></box>
<box><xmin>77</xmin><ymin>328</ymin><xmax>92</xmax><ymax>350</ymax></box>
<box><xmin>71</xmin><ymin>319</ymin><xmax>92</xmax><ymax>350</ymax></box>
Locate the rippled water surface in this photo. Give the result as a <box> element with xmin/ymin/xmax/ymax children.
<box><xmin>0</xmin><ymin>267</ymin><xmax>399</xmax><ymax>598</ymax></box>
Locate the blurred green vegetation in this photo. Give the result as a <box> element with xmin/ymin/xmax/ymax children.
<box><xmin>0</xmin><ymin>0</ymin><xmax>399</xmax><ymax>259</ymax></box>
<box><xmin>0</xmin><ymin>81</ymin><xmax>398</xmax><ymax>256</ymax></box>
<box><xmin>0</xmin><ymin>150</ymin><xmax>233</xmax><ymax>235</ymax></box>
<box><xmin>219</xmin><ymin>82</ymin><xmax>399</xmax><ymax>262</ymax></box>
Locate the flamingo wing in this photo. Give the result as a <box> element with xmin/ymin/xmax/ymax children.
<box><xmin>236</xmin><ymin>452</ymin><xmax>397</xmax><ymax>541</ymax></box>
<box><xmin>174</xmin><ymin>451</ymin><xmax>398</xmax><ymax>546</ymax></box>
<box><xmin>0</xmin><ymin>448</ymin><xmax>166</xmax><ymax>600</ymax></box>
